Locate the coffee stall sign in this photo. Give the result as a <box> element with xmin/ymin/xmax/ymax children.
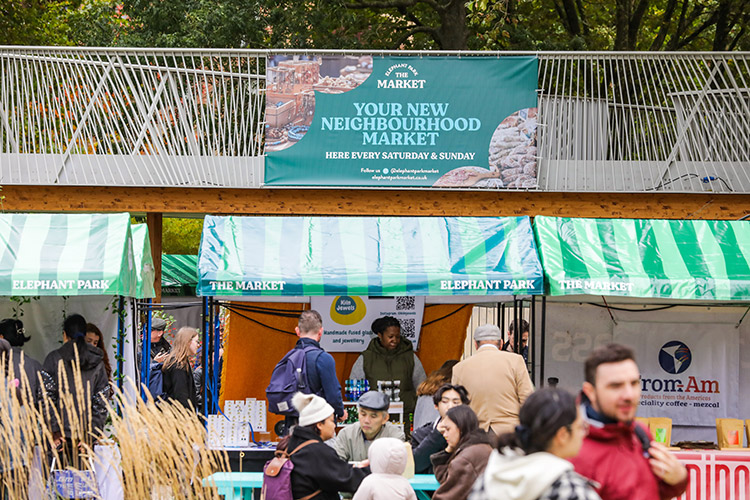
<box><xmin>264</xmin><ymin>55</ymin><xmax>538</xmax><ymax>188</ymax></box>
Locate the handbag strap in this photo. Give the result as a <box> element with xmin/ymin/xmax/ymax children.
<box><xmin>289</xmin><ymin>439</ymin><xmax>322</xmax><ymax>500</ymax></box>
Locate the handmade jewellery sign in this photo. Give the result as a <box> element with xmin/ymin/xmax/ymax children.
<box><xmin>613</xmin><ymin>322</ymin><xmax>739</xmax><ymax>426</ymax></box>
<box><xmin>264</xmin><ymin>55</ymin><xmax>538</xmax><ymax>187</ymax></box>
<box><xmin>311</xmin><ymin>296</ymin><xmax>425</xmax><ymax>352</ymax></box>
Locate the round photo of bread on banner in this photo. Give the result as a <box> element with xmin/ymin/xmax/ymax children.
<box><xmin>432</xmin><ymin>107</ymin><xmax>538</xmax><ymax>188</ymax></box>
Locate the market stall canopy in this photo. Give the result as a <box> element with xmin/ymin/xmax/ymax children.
<box><xmin>198</xmin><ymin>216</ymin><xmax>543</xmax><ymax>297</ymax></box>
<box><xmin>162</xmin><ymin>254</ymin><xmax>198</xmax><ymax>296</ymax></box>
<box><xmin>0</xmin><ymin>213</ymin><xmax>154</xmax><ymax>297</ymax></box>
<box><xmin>130</xmin><ymin>224</ymin><xmax>157</xmax><ymax>299</ymax></box>
<box><xmin>535</xmin><ymin>216</ymin><xmax>750</xmax><ymax>301</ymax></box>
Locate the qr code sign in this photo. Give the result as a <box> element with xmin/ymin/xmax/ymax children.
<box><xmin>400</xmin><ymin>318</ymin><xmax>416</xmax><ymax>339</ymax></box>
<box><xmin>396</xmin><ymin>296</ymin><xmax>416</xmax><ymax>311</ymax></box>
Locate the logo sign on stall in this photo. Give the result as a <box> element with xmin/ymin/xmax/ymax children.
<box><xmin>311</xmin><ymin>296</ymin><xmax>425</xmax><ymax>352</ymax></box>
<box><xmin>264</xmin><ymin>55</ymin><xmax>538</xmax><ymax>187</ymax></box>
<box><xmin>614</xmin><ymin>322</ymin><xmax>738</xmax><ymax>425</ymax></box>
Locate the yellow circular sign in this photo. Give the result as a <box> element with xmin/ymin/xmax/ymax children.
<box><xmin>330</xmin><ymin>296</ymin><xmax>367</xmax><ymax>325</ymax></box>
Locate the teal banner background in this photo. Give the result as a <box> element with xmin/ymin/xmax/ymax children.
<box><xmin>265</xmin><ymin>56</ymin><xmax>538</xmax><ymax>187</ymax></box>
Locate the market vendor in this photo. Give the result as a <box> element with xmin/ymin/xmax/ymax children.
<box><xmin>348</xmin><ymin>316</ymin><xmax>426</xmax><ymax>431</ymax></box>
<box><xmin>333</xmin><ymin>391</ymin><xmax>405</xmax><ymax>462</ymax></box>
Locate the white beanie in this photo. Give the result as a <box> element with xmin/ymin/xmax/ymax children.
<box><xmin>292</xmin><ymin>392</ymin><xmax>334</xmax><ymax>427</ymax></box>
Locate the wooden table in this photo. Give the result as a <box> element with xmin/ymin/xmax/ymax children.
<box><xmin>674</xmin><ymin>449</ymin><xmax>750</xmax><ymax>500</ymax></box>
<box><xmin>204</xmin><ymin>472</ymin><xmax>440</xmax><ymax>500</ymax></box>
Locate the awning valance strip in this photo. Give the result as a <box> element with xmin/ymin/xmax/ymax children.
<box><xmin>534</xmin><ymin>216</ymin><xmax>750</xmax><ymax>301</ymax></box>
<box><xmin>198</xmin><ymin>216</ymin><xmax>544</xmax><ymax>297</ymax></box>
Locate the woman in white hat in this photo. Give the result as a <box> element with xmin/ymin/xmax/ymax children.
<box><xmin>285</xmin><ymin>392</ymin><xmax>369</xmax><ymax>500</ymax></box>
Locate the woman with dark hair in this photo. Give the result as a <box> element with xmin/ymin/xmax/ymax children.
<box><xmin>283</xmin><ymin>392</ymin><xmax>368</xmax><ymax>500</ymax></box>
<box><xmin>349</xmin><ymin>316</ymin><xmax>426</xmax><ymax>433</ymax></box>
<box><xmin>430</xmin><ymin>405</ymin><xmax>492</xmax><ymax>500</ymax></box>
<box><xmin>161</xmin><ymin>327</ymin><xmax>199</xmax><ymax>409</ymax></box>
<box><xmin>414</xmin><ymin>360</ymin><xmax>458</xmax><ymax>429</ymax></box>
<box><xmin>85</xmin><ymin>323</ymin><xmax>113</xmax><ymax>393</ymax></box>
<box><xmin>469</xmin><ymin>388</ymin><xmax>600</xmax><ymax>500</ymax></box>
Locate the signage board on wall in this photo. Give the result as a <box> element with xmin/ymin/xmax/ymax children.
<box><xmin>264</xmin><ymin>55</ymin><xmax>538</xmax><ymax>188</ymax></box>
<box><xmin>614</xmin><ymin>322</ymin><xmax>739</xmax><ymax>425</ymax></box>
<box><xmin>310</xmin><ymin>296</ymin><xmax>425</xmax><ymax>352</ymax></box>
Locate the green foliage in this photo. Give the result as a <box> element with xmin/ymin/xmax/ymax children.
<box><xmin>162</xmin><ymin>218</ymin><xmax>203</xmax><ymax>255</ymax></box>
<box><xmin>0</xmin><ymin>0</ymin><xmax>76</xmax><ymax>45</ymax></box>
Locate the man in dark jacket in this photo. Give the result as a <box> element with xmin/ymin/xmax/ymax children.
<box><xmin>412</xmin><ymin>384</ymin><xmax>469</xmax><ymax>474</ymax></box>
<box><xmin>571</xmin><ymin>343</ymin><xmax>688</xmax><ymax>500</ymax></box>
<box><xmin>43</xmin><ymin>313</ymin><xmax>109</xmax><ymax>465</ymax></box>
<box><xmin>282</xmin><ymin>310</ymin><xmax>347</xmax><ymax>433</ymax></box>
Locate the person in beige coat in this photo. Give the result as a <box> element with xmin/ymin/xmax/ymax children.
<box><xmin>451</xmin><ymin>324</ymin><xmax>533</xmax><ymax>436</ymax></box>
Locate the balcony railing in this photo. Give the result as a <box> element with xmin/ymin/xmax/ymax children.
<box><xmin>0</xmin><ymin>47</ymin><xmax>748</xmax><ymax>192</ymax></box>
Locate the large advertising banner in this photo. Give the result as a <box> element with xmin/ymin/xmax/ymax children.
<box><xmin>613</xmin><ymin>322</ymin><xmax>739</xmax><ymax>425</ymax></box>
<box><xmin>311</xmin><ymin>295</ymin><xmax>425</xmax><ymax>352</ymax></box>
<box><xmin>264</xmin><ymin>55</ymin><xmax>538</xmax><ymax>187</ymax></box>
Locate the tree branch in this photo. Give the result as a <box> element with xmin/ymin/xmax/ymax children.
<box><xmin>649</xmin><ymin>0</ymin><xmax>678</xmax><ymax>50</ymax></box>
<box><xmin>392</xmin><ymin>25</ymin><xmax>440</xmax><ymax>48</ymax></box>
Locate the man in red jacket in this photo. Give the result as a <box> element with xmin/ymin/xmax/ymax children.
<box><xmin>570</xmin><ymin>343</ymin><xmax>688</xmax><ymax>500</ymax></box>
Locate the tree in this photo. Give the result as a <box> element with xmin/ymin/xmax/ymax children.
<box><xmin>0</xmin><ymin>0</ymin><xmax>76</xmax><ymax>45</ymax></box>
<box><xmin>467</xmin><ymin>0</ymin><xmax>750</xmax><ymax>51</ymax></box>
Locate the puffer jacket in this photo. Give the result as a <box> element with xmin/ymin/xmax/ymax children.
<box><xmin>288</xmin><ymin>424</ymin><xmax>368</xmax><ymax>500</ymax></box>
<box><xmin>353</xmin><ymin>437</ymin><xmax>416</xmax><ymax>500</ymax></box>
<box><xmin>431</xmin><ymin>430</ymin><xmax>492</xmax><ymax>500</ymax></box>
<box><xmin>362</xmin><ymin>337</ymin><xmax>418</xmax><ymax>417</ymax></box>
<box><xmin>469</xmin><ymin>448</ymin><xmax>601</xmax><ymax>500</ymax></box>
<box><xmin>43</xmin><ymin>339</ymin><xmax>109</xmax><ymax>438</ymax></box>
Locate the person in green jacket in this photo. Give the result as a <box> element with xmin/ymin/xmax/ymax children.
<box><xmin>349</xmin><ymin>316</ymin><xmax>426</xmax><ymax>434</ymax></box>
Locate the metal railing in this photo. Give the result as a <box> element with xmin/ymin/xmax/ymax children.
<box><xmin>1</xmin><ymin>47</ymin><xmax>748</xmax><ymax>192</ymax></box>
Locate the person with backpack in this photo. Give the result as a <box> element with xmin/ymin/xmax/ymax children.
<box><xmin>267</xmin><ymin>310</ymin><xmax>346</xmax><ymax>434</ymax></box>
<box><xmin>277</xmin><ymin>392</ymin><xmax>368</xmax><ymax>500</ymax></box>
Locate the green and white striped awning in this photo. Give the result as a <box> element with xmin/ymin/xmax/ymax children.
<box><xmin>0</xmin><ymin>213</ymin><xmax>154</xmax><ymax>298</ymax></box>
<box><xmin>534</xmin><ymin>216</ymin><xmax>750</xmax><ymax>301</ymax></box>
<box><xmin>130</xmin><ymin>224</ymin><xmax>156</xmax><ymax>299</ymax></box>
<box><xmin>162</xmin><ymin>254</ymin><xmax>198</xmax><ymax>296</ymax></box>
<box><xmin>198</xmin><ymin>216</ymin><xmax>544</xmax><ymax>296</ymax></box>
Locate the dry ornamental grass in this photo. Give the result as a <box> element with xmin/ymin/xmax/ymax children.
<box><xmin>0</xmin><ymin>351</ymin><xmax>229</xmax><ymax>499</ymax></box>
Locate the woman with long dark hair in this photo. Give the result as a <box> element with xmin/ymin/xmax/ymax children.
<box><xmin>85</xmin><ymin>323</ymin><xmax>113</xmax><ymax>396</ymax></box>
<box><xmin>430</xmin><ymin>405</ymin><xmax>492</xmax><ymax>500</ymax></box>
<box><xmin>161</xmin><ymin>327</ymin><xmax>199</xmax><ymax>409</ymax></box>
<box><xmin>469</xmin><ymin>388</ymin><xmax>600</xmax><ymax>500</ymax></box>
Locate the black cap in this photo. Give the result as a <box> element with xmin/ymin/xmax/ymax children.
<box><xmin>357</xmin><ymin>391</ymin><xmax>390</xmax><ymax>411</ymax></box>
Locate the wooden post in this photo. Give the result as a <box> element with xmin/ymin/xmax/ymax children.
<box><xmin>147</xmin><ymin>213</ymin><xmax>163</xmax><ymax>303</ymax></box>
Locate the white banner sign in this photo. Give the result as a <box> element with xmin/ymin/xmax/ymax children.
<box><xmin>311</xmin><ymin>296</ymin><xmax>425</xmax><ymax>352</ymax></box>
<box><xmin>613</xmin><ymin>322</ymin><xmax>739</xmax><ymax>425</ymax></box>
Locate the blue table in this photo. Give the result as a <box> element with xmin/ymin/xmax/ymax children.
<box><xmin>204</xmin><ymin>472</ymin><xmax>440</xmax><ymax>499</ymax></box>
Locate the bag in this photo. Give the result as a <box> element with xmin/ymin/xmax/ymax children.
<box><xmin>148</xmin><ymin>362</ymin><xmax>165</xmax><ymax>399</ymax></box>
<box><xmin>260</xmin><ymin>440</ymin><xmax>320</xmax><ymax>500</ymax></box>
<box><xmin>266</xmin><ymin>345</ymin><xmax>322</xmax><ymax>415</ymax></box>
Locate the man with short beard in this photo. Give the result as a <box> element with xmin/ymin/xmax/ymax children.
<box><xmin>571</xmin><ymin>343</ymin><xmax>688</xmax><ymax>500</ymax></box>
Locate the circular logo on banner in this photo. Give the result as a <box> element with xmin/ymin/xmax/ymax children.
<box><xmin>658</xmin><ymin>341</ymin><xmax>692</xmax><ymax>374</ymax></box>
<box><xmin>330</xmin><ymin>296</ymin><xmax>367</xmax><ymax>325</ymax></box>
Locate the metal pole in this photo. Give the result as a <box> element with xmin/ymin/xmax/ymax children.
<box><xmin>540</xmin><ymin>296</ymin><xmax>547</xmax><ymax>387</ymax></box>
<box><xmin>202</xmin><ymin>296</ymin><xmax>210</xmax><ymax>419</ymax></box>
<box><xmin>140</xmin><ymin>299</ymin><xmax>153</xmax><ymax>401</ymax></box>
<box><xmin>212</xmin><ymin>298</ymin><xmax>221</xmax><ymax>415</ymax></box>
<box><xmin>530</xmin><ymin>296</ymin><xmax>536</xmax><ymax>385</ymax></box>
<box><xmin>513</xmin><ymin>298</ymin><xmax>520</xmax><ymax>354</ymax></box>
<box><xmin>500</xmin><ymin>303</ymin><xmax>505</xmax><ymax>344</ymax></box>
<box><xmin>116</xmin><ymin>295</ymin><xmax>125</xmax><ymax>392</ymax></box>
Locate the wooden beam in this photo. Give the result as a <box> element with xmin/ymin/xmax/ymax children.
<box><xmin>1</xmin><ymin>185</ymin><xmax>748</xmax><ymax>220</ymax></box>
<box><xmin>146</xmin><ymin>213</ymin><xmax>162</xmax><ymax>303</ymax></box>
